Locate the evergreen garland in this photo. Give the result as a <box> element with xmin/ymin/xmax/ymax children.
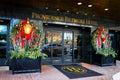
<box><xmin>10</xmin><ymin>19</ymin><xmax>47</xmax><ymax>59</ymax></box>
<box><xmin>91</xmin><ymin>27</ymin><xmax>117</xmax><ymax>58</ymax></box>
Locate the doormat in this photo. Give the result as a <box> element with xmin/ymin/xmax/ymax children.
<box><xmin>53</xmin><ymin>64</ymin><xmax>103</xmax><ymax>79</ymax></box>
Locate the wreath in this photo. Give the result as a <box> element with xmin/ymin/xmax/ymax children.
<box><xmin>91</xmin><ymin>27</ymin><xmax>117</xmax><ymax>58</ymax></box>
<box><xmin>10</xmin><ymin>18</ymin><xmax>47</xmax><ymax>59</ymax></box>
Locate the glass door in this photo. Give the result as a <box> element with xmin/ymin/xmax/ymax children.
<box><xmin>63</xmin><ymin>32</ymin><xmax>73</xmax><ymax>63</ymax></box>
<box><xmin>52</xmin><ymin>31</ymin><xmax>63</xmax><ymax>64</ymax></box>
<box><xmin>109</xmin><ymin>30</ymin><xmax>120</xmax><ymax>60</ymax></box>
<box><xmin>42</xmin><ymin>31</ymin><xmax>63</xmax><ymax>64</ymax></box>
<box><xmin>42</xmin><ymin>30</ymin><xmax>83</xmax><ymax>64</ymax></box>
<box><xmin>73</xmin><ymin>33</ymin><xmax>82</xmax><ymax>62</ymax></box>
<box><xmin>0</xmin><ymin>25</ymin><xmax>8</xmax><ymax>66</ymax></box>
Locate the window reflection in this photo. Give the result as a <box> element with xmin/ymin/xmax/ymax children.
<box><xmin>0</xmin><ymin>25</ymin><xmax>7</xmax><ymax>58</ymax></box>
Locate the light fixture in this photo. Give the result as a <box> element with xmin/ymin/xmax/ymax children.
<box><xmin>104</xmin><ymin>8</ymin><xmax>109</xmax><ymax>11</ymax></box>
<box><xmin>2</xmin><ymin>39</ymin><xmax>5</xmax><ymax>42</ymax></box>
<box><xmin>57</xmin><ymin>9</ymin><xmax>59</xmax><ymax>11</ymax></box>
<box><xmin>88</xmin><ymin>5</ymin><xmax>92</xmax><ymax>7</ymax></box>
<box><xmin>93</xmin><ymin>14</ymin><xmax>95</xmax><ymax>17</ymax></box>
<box><xmin>45</xmin><ymin>7</ymin><xmax>48</xmax><ymax>9</ymax></box>
<box><xmin>67</xmin><ymin>10</ymin><xmax>69</xmax><ymax>13</ymax></box>
<box><xmin>24</xmin><ymin>19</ymin><xmax>33</xmax><ymax>34</ymax></box>
<box><xmin>76</xmin><ymin>12</ymin><xmax>79</xmax><ymax>14</ymax></box>
<box><xmin>77</xmin><ymin>2</ymin><xmax>82</xmax><ymax>5</ymax></box>
<box><xmin>85</xmin><ymin>13</ymin><xmax>87</xmax><ymax>15</ymax></box>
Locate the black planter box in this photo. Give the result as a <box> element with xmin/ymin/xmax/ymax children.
<box><xmin>10</xmin><ymin>57</ymin><xmax>41</xmax><ymax>74</ymax></box>
<box><xmin>92</xmin><ymin>54</ymin><xmax>116</xmax><ymax>66</ymax></box>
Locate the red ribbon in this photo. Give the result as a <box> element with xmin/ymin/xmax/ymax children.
<box><xmin>13</xmin><ymin>19</ymin><xmax>41</xmax><ymax>49</ymax></box>
<box><xmin>97</xmin><ymin>34</ymin><xmax>101</xmax><ymax>48</ymax></box>
<box><xmin>20</xmin><ymin>39</ymin><xmax>25</xmax><ymax>49</ymax></box>
<box><xmin>98</xmin><ymin>27</ymin><xmax>103</xmax><ymax>35</ymax></box>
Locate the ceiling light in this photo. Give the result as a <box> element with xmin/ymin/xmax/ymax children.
<box><xmin>77</xmin><ymin>2</ymin><xmax>82</xmax><ymax>5</ymax></box>
<box><xmin>88</xmin><ymin>5</ymin><xmax>92</xmax><ymax>7</ymax></box>
<box><xmin>85</xmin><ymin>13</ymin><xmax>87</xmax><ymax>15</ymax></box>
<box><xmin>57</xmin><ymin>9</ymin><xmax>59</xmax><ymax>11</ymax></box>
<box><xmin>67</xmin><ymin>10</ymin><xmax>69</xmax><ymax>13</ymax></box>
<box><xmin>93</xmin><ymin>14</ymin><xmax>95</xmax><ymax>17</ymax></box>
<box><xmin>45</xmin><ymin>7</ymin><xmax>48</xmax><ymax>9</ymax></box>
<box><xmin>76</xmin><ymin>12</ymin><xmax>79</xmax><ymax>14</ymax></box>
<box><xmin>104</xmin><ymin>8</ymin><xmax>109</xmax><ymax>11</ymax></box>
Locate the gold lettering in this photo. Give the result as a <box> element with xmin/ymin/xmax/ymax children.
<box><xmin>80</xmin><ymin>19</ymin><xmax>85</xmax><ymax>24</ymax></box>
<box><xmin>65</xmin><ymin>16</ymin><xmax>72</xmax><ymax>22</ymax></box>
<box><xmin>72</xmin><ymin>18</ymin><xmax>78</xmax><ymax>23</ymax></box>
<box><xmin>91</xmin><ymin>21</ymin><xmax>93</xmax><ymax>25</ymax></box>
<box><xmin>41</xmin><ymin>15</ymin><xmax>46</xmax><ymax>20</ymax></box>
<box><xmin>32</xmin><ymin>12</ymin><xmax>99</xmax><ymax>26</ymax></box>
<box><xmin>39</xmin><ymin>15</ymin><xmax>51</xmax><ymax>20</ymax></box>
<box><xmin>60</xmin><ymin>17</ymin><xmax>64</xmax><ymax>22</ymax></box>
<box><xmin>52</xmin><ymin>16</ymin><xmax>60</xmax><ymax>21</ymax></box>
<box><xmin>32</xmin><ymin>12</ymin><xmax>40</xmax><ymax>19</ymax></box>
<box><xmin>88</xmin><ymin>20</ymin><xmax>91</xmax><ymax>24</ymax></box>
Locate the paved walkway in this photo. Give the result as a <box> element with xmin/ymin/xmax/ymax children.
<box><xmin>0</xmin><ymin>61</ymin><xmax>120</xmax><ymax>80</ymax></box>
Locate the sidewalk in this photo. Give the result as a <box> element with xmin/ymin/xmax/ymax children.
<box><xmin>0</xmin><ymin>61</ymin><xmax>120</xmax><ymax>80</ymax></box>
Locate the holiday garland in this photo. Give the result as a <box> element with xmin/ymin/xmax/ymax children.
<box><xmin>10</xmin><ymin>19</ymin><xmax>47</xmax><ymax>59</ymax></box>
<box><xmin>91</xmin><ymin>27</ymin><xmax>117</xmax><ymax>58</ymax></box>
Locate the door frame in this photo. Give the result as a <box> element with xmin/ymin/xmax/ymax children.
<box><xmin>43</xmin><ymin>30</ymin><xmax>75</xmax><ymax>64</ymax></box>
<box><xmin>0</xmin><ymin>19</ymin><xmax>10</xmax><ymax>66</ymax></box>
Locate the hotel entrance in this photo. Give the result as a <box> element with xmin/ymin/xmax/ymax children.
<box><xmin>42</xmin><ymin>24</ymin><xmax>90</xmax><ymax>65</ymax></box>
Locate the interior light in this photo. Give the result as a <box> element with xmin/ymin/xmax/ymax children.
<box><xmin>85</xmin><ymin>13</ymin><xmax>87</xmax><ymax>15</ymax></box>
<box><xmin>93</xmin><ymin>14</ymin><xmax>95</xmax><ymax>17</ymax></box>
<box><xmin>104</xmin><ymin>8</ymin><xmax>109</xmax><ymax>11</ymax></box>
<box><xmin>67</xmin><ymin>10</ymin><xmax>69</xmax><ymax>13</ymax></box>
<box><xmin>45</xmin><ymin>7</ymin><xmax>48</xmax><ymax>9</ymax></box>
<box><xmin>2</xmin><ymin>39</ymin><xmax>5</xmax><ymax>42</ymax></box>
<box><xmin>88</xmin><ymin>5</ymin><xmax>92</xmax><ymax>7</ymax></box>
<box><xmin>77</xmin><ymin>2</ymin><xmax>82</xmax><ymax>5</ymax></box>
<box><xmin>76</xmin><ymin>12</ymin><xmax>79</xmax><ymax>14</ymax></box>
<box><xmin>57</xmin><ymin>9</ymin><xmax>59</xmax><ymax>11</ymax></box>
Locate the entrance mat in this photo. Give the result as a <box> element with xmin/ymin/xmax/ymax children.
<box><xmin>53</xmin><ymin>64</ymin><xmax>103</xmax><ymax>79</ymax></box>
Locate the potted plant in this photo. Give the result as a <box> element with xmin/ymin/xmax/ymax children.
<box><xmin>9</xmin><ymin>18</ymin><xmax>47</xmax><ymax>74</ymax></box>
<box><xmin>91</xmin><ymin>27</ymin><xmax>117</xmax><ymax>66</ymax></box>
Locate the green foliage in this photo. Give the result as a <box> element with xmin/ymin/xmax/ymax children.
<box><xmin>91</xmin><ymin>28</ymin><xmax>117</xmax><ymax>58</ymax></box>
<box><xmin>96</xmin><ymin>48</ymin><xmax>117</xmax><ymax>58</ymax></box>
<box><xmin>10</xmin><ymin>49</ymin><xmax>47</xmax><ymax>59</ymax></box>
<box><xmin>10</xmin><ymin>19</ymin><xmax>47</xmax><ymax>60</ymax></box>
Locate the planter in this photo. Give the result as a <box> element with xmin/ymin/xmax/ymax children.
<box><xmin>92</xmin><ymin>54</ymin><xmax>116</xmax><ymax>66</ymax></box>
<box><xmin>10</xmin><ymin>57</ymin><xmax>41</xmax><ymax>74</ymax></box>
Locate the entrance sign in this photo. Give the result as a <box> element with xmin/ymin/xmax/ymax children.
<box><xmin>32</xmin><ymin>12</ymin><xmax>98</xmax><ymax>26</ymax></box>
